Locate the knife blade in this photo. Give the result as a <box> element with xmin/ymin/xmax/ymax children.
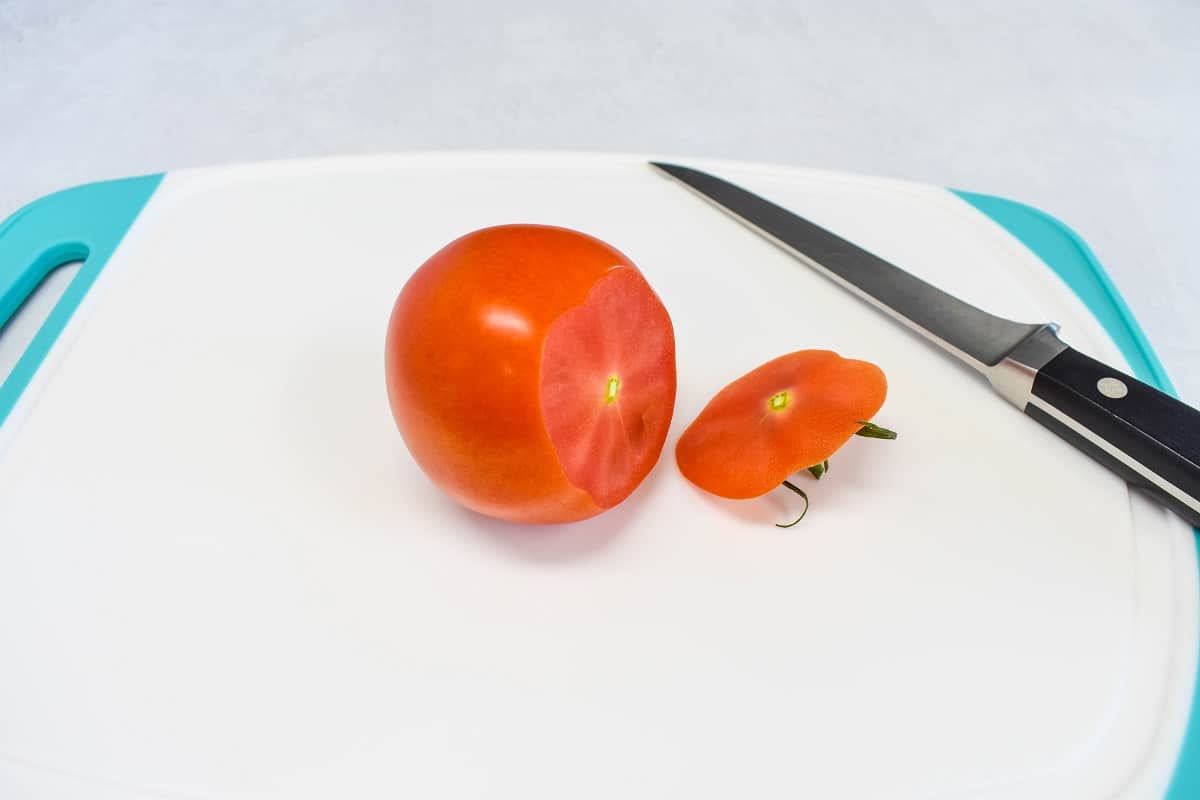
<box><xmin>652</xmin><ymin>161</ymin><xmax>1200</xmax><ymax>527</ymax></box>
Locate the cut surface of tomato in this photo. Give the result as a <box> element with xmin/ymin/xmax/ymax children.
<box><xmin>540</xmin><ymin>268</ymin><xmax>676</xmax><ymax>508</ymax></box>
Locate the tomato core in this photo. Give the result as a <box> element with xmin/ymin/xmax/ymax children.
<box><xmin>605</xmin><ymin>376</ymin><xmax>621</xmax><ymax>404</ymax></box>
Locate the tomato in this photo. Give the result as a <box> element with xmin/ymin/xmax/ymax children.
<box><xmin>386</xmin><ymin>225</ymin><xmax>677</xmax><ymax>524</ymax></box>
<box><xmin>675</xmin><ymin>350</ymin><xmax>888</xmax><ymax>500</ymax></box>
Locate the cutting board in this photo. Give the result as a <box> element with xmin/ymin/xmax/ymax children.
<box><xmin>0</xmin><ymin>153</ymin><xmax>1196</xmax><ymax>799</ymax></box>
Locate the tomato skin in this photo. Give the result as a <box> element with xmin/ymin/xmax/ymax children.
<box><xmin>675</xmin><ymin>351</ymin><xmax>887</xmax><ymax>499</ymax></box>
<box><xmin>386</xmin><ymin>225</ymin><xmax>676</xmax><ymax>524</ymax></box>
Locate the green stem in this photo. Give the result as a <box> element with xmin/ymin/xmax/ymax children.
<box><xmin>855</xmin><ymin>421</ymin><xmax>897</xmax><ymax>440</ymax></box>
<box><xmin>775</xmin><ymin>480</ymin><xmax>810</xmax><ymax>528</ymax></box>
<box><xmin>807</xmin><ymin>459</ymin><xmax>828</xmax><ymax>480</ymax></box>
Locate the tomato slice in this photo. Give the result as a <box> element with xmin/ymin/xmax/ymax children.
<box><xmin>675</xmin><ymin>350</ymin><xmax>887</xmax><ymax>499</ymax></box>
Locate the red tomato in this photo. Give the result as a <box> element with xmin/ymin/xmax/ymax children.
<box><xmin>676</xmin><ymin>350</ymin><xmax>887</xmax><ymax>499</ymax></box>
<box><xmin>386</xmin><ymin>225</ymin><xmax>677</xmax><ymax>524</ymax></box>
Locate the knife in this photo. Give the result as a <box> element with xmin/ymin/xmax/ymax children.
<box><xmin>651</xmin><ymin>162</ymin><xmax>1200</xmax><ymax>528</ymax></box>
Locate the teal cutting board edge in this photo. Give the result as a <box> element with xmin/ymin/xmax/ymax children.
<box><xmin>954</xmin><ymin>188</ymin><xmax>1199</xmax><ymax>799</ymax></box>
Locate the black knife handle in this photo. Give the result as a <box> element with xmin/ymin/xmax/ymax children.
<box><xmin>1026</xmin><ymin>346</ymin><xmax>1200</xmax><ymax>527</ymax></box>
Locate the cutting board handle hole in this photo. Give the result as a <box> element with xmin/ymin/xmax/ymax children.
<box><xmin>0</xmin><ymin>253</ymin><xmax>86</xmax><ymax>389</ymax></box>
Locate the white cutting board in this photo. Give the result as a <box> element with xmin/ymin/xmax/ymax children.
<box><xmin>0</xmin><ymin>153</ymin><xmax>1195</xmax><ymax>799</ymax></box>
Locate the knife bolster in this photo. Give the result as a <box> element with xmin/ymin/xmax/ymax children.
<box><xmin>988</xmin><ymin>325</ymin><xmax>1068</xmax><ymax>408</ymax></box>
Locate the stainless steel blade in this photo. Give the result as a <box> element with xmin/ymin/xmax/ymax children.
<box><xmin>651</xmin><ymin>162</ymin><xmax>1047</xmax><ymax>371</ymax></box>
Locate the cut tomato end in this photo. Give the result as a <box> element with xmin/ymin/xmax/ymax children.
<box><xmin>539</xmin><ymin>268</ymin><xmax>677</xmax><ymax>508</ymax></box>
<box><xmin>676</xmin><ymin>350</ymin><xmax>887</xmax><ymax>499</ymax></box>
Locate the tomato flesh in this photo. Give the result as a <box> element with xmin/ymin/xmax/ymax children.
<box><xmin>540</xmin><ymin>268</ymin><xmax>676</xmax><ymax>508</ymax></box>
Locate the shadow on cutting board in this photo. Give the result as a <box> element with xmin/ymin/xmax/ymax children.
<box><xmin>445</xmin><ymin>459</ymin><xmax>668</xmax><ymax>565</ymax></box>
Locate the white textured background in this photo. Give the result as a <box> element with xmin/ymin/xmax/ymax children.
<box><xmin>1</xmin><ymin>0</ymin><xmax>1197</xmax><ymax>400</ymax></box>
